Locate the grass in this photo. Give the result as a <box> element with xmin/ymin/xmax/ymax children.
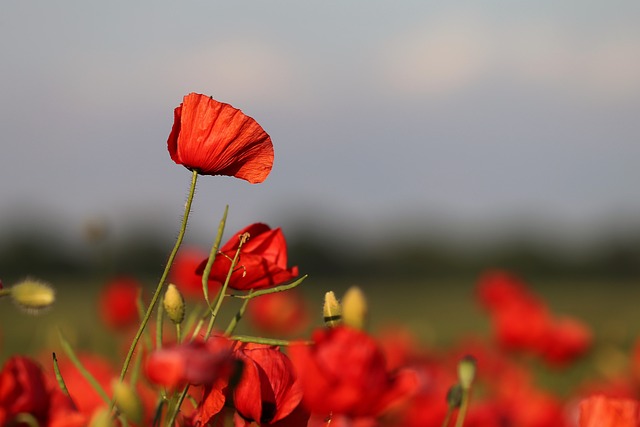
<box><xmin>1</xmin><ymin>275</ymin><xmax>639</xmax><ymax>396</ymax></box>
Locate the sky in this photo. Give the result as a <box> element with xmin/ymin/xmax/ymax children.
<box><xmin>1</xmin><ymin>1</ymin><xmax>640</xmax><ymax>247</ymax></box>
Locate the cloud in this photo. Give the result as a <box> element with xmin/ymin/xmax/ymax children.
<box><xmin>378</xmin><ymin>12</ymin><xmax>494</xmax><ymax>97</ymax></box>
<box><xmin>376</xmin><ymin>11</ymin><xmax>640</xmax><ymax>103</ymax></box>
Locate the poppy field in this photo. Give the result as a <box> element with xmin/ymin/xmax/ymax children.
<box><xmin>2</xmin><ymin>93</ymin><xmax>640</xmax><ymax>426</ymax></box>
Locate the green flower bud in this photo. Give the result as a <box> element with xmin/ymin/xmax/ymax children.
<box><xmin>458</xmin><ymin>355</ymin><xmax>477</xmax><ymax>390</ymax></box>
<box><xmin>163</xmin><ymin>283</ymin><xmax>185</xmax><ymax>325</ymax></box>
<box><xmin>112</xmin><ymin>380</ymin><xmax>143</xmax><ymax>425</ymax></box>
<box><xmin>10</xmin><ymin>278</ymin><xmax>55</xmax><ymax>314</ymax></box>
<box><xmin>323</xmin><ymin>291</ymin><xmax>342</xmax><ymax>327</ymax></box>
<box><xmin>342</xmin><ymin>286</ymin><xmax>367</xmax><ymax>330</ymax></box>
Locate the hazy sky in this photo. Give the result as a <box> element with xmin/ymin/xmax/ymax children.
<box><xmin>2</xmin><ymin>1</ymin><xmax>640</xmax><ymax>244</ymax></box>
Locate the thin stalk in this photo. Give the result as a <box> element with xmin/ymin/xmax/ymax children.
<box><xmin>224</xmin><ymin>290</ymin><xmax>253</xmax><ymax>335</ymax></box>
<box><xmin>119</xmin><ymin>170</ymin><xmax>198</xmax><ymax>381</ymax></box>
<box><xmin>202</xmin><ymin>206</ymin><xmax>229</xmax><ymax>311</ymax></box>
<box><xmin>204</xmin><ymin>233</ymin><xmax>249</xmax><ymax>339</ymax></box>
<box><xmin>156</xmin><ymin>297</ymin><xmax>164</xmax><ymax>350</ymax></box>
<box><xmin>166</xmin><ymin>386</ymin><xmax>190</xmax><ymax>426</ymax></box>
<box><xmin>454</xmin><ymin>388</ymin><xmax>471</xmax><ymax>427</ymax></box>
<box><xmin>227</xmin><ymin>275</ymin><xmax>308</xmax><ymax>299</ymax></box>
<box><xmin>441</xmin><ymin>407</ymin><xmax>454</xmax><ymax>427</ymax></box>
<box><xmin>59</xmin><ymin>330</ymin><xmax>110</xmax><ymax>405</ymax></box>
<box><xmin>230</xmin><ymin>335</ymin><xmax>310</xmax><ymax>346</ymax></box>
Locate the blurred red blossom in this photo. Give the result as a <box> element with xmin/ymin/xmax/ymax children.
<box><xmin>198</xmin><ymin>223</ymin><xmax>299</xmax><ymax>291</ymax></box>
<box><xmin>247</xmin><ymin>289</ymin><xmax>309</xmax><ymax>336</ymax></box>
<box><xmin>167</xmin><ymin>93</ymin><xmax>274</xmax><ymax>183</ymax></box>
<box><xmin>98</xmin><ymin>276</ymin><xmax>141</xmax><ymax>330</ymax></box>
<box><xmin>477</xmin><ymin>270</ymin><xmax>592</xmax><ymax>366</ymax></box>
<box><xmin>233</xmin><ymin>344</ymin><xmax>304</xmax><ymax>425</ymax></box>
<box><xmin>288</xmin><ymin>326</ymin><xmax>418</xmax><ymax>421</ymax></box>
<box><xmin>0</xmin><ymin>356</ymin><xmax>85</xmax><ymax>427</ymax></box>
<box><xmin>194</xmin><ymin>343</ymin><xmax>304</xmax><ymax>426</ymax></box>
<box><xmin>145</xmin><ymin>336</ymin><xmax>233</xmax><ymax>389</ymax></box>
<box><xmin>171</xmin><ymin>247</ymin><xmax>221</xmax><ymax>298</ymax></box>
<box><xmin>579</xmin><ymin>394</ymin><xmax>640</xmax><ymax>427</ymax></box>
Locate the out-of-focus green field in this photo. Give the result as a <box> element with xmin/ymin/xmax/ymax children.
<box><xmin>1</xmin><ymin>277</ymin><xmax>639</xmax><ymax>395</ymax></box>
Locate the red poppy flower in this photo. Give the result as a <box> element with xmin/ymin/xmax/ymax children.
<box><xmin>98</xmin><ymin>276</ymin><xmax>141</xmax><ymax>330</ymax></box>
<box><xmin>579</xmin><ymin>394</ymin><xmax>640</xmax><ymax>427</ymax></box>
<box><xmin>476</xmin><ymin>271</ymin><xmax>591</xmax><ymax>366</ymax></box>
<box><xmin>0</xmin><ymin>356</ymin><xmax>86</xmax><ymax>427</ymax></box>
<box><xmin>168</xmin><ymin>93</ymin><xmax>274</xmax><ymax>183</ymax></box>
<box><xmin>198</xmin><ymin>223</ymin><xmax>299</xmax><ymax>291</ymax></box>
<box><xmin>194</xmin><ymin>343</ymin><xmax>303</xmax><ymax>426</ymax></box>
<box><xmin>145</xmin><ymin>337</ymin><xmax>233</xmax><ymax>389</ymax></box>
<box><xmin>247</xmin><ymin>289</ymin><xmax>309</xmax><ymax>336</ymax></box>
<box><xmin>0</xmin><ymin>356</ymin><xmax>49</xmax><ymax>423</ymax></box>
<box><xmin>288</xmin><ymin>326</ymin><xmax>418</xmax><ymax>419</ymax></box>
<box><xmin>234</xmin><ymin>344</ymin><xmax>303</xmax><ymax>425</ymax></box>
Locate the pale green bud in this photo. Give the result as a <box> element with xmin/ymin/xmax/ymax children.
<box><xmin>112</xmin><ymin>380</ymin><xmax>143</xmax><ymax>425</ymax></box>
<box><xmin>163</xmin><ymin>283</ymin><xmax>185</xmax><ymax>325</ymax></box>
<box><xmin>341</xmin><ymin>286</ymin><xmax>367</xmax><ymax>330</ymax></box>
<box><xmin>323</xmin><ymin>291</ymin><xmax>342</xmax><ymax>327</ymax></box>
<box><xmin>10</xmin><ymin>278</ymin><xmax>55</xmax><ymax>314</ymax></box>
<box><xmin>458</xmin><ymin>355</ymin><xmax>477</xmax><ymax>390</ymax></box>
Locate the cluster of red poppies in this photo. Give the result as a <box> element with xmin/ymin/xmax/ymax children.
<box><xmin>5</xmin><ymin>268</ymin><xmax>640</xmax><ymax>426</ymax></box>
<box><xmin>2</xmin><ymin>93</ymin><xmax>639</xmax><ymax>426</ymax></box>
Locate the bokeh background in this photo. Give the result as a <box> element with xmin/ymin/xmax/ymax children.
<box><xmin>1</xmin><ymin>2</ymin><xmax>640</xmax><ymax>360</ymax></box>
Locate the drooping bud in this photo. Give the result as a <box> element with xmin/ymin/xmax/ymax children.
<box><xmin>323</xmin><ymin>291</ymin><xmax>342</xmax><ymax>327</ymax></box>
<box><xmin>112</xmin><ymin>380</ymin><xmax>143</xmax><ymax>424</ymax></box>
<box><xmin>163</xmin><ymin>283</ymin><xmax>185</xmax><ymax>325</ymax></box>
<box><xmin>10</xmin><ymin>278</ymin><xmax>55</xmax><ymax>314</ymax></box>
<box><xmin>341</xmin><ymin>286</ymin><xmax>367</xmax><ymax>330</ymax></box>
<box><xmin>458</xmin><ymin>355</ymin><xmax>477</xmax><ymax>390</ymax></box>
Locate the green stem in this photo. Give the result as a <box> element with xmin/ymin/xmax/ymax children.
<box><xmin>204</xmin><ymin>233</ymin><xmax>249</xmax><ymax>339</ymax></box>
<box><xmin>176</xmin><ymin>323</ymin><xmax>182</xmax><ymax>343</ymax></box>
<box><xmin>156</xmin><ymin>297</ymin><xmax>164</xmax><ymax>350</ymax></box>
<box><xmin>224</xmin><ymin>290</ymin><xmax>253</xmax><ymax>335</ymax></box>
<box><xmin>152</xmin><ymin>398</ymin><xmax>166</xmax><ymax>427</ymax></box>
<box><xmin>230</xmin><ymin>335</ymin><xmax>310</xmax><ymax>346</ymax></box>
<box><xmin>228</xmin><ymin>275</ymin><xmax>308</xmax><ymax>299</ymax></box>
<box><xmin>167</xmin><ymin>386</ymin><xmax>190</xmax><ymax>426</ymax></box>
<box><xmin>202</xmin><ymin>206</ymin><xmax>229</xmax><ymax>311</ymax></box>
<box><xmin>58</xmin><ymin>330</ymin><xmax>111</xmax><ymax>405</ymax></box>
<box><xmin>441</xmin><ymin>407</ymin><xmax>454</xmax><ymax>427</ymax></box>
<box><xmin>119</xmin><ymin>170</ymin><xmax>198</xmax><ymax>381</ymax></box>
<box><xmin>454</xmin><ymin>388</ymin><xmax>471</xmax><ymax>427</ymax></box>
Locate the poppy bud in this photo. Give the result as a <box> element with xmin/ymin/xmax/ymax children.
<box><xmin>323</xmin><ymin>291</ymin><xmax>341</xmax><ymax>327</ymax></box>
<box><xmin>458</xmin><ymin>355</ymin><xmax>477</xmax><ymax>390</ymax></box>
<box><xmin>10</xmin><ymin>278</ymin><xmax>55</xmax><ymax>314</ymax></box>
<box><xmin>342</xmin><ymin>286</ymin><xmax>367</xmax><ymax>330</ymax></box>
<box><xmin>163</xmin><ymin>283</ymin><xmax>185</xmax><ymax>325</ymax></box>
<box><xmin>112</xmin><ymin>380</ymin><xmax>143</xmax><ymax>424</ymax></box>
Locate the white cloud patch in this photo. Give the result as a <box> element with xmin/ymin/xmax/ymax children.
<box><xmin>379</xmin><ymin>13</ymin><xmax>494</xmax><ymax>97</ymax></box>
<box><xmin>377</xmin><ymin>11</ymin><xmax>640</xmax><ymax>102</ymax></box>
<box><xmin>59</xmin><ymin>37</ymin><xmax>306</xmax><ymax>116</ymax></box>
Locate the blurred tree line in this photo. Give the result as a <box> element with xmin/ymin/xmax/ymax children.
<box><xmin>0</xmin><ymin>218</ymin><xmax>638</xmax><ymax>285</ymax></box>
